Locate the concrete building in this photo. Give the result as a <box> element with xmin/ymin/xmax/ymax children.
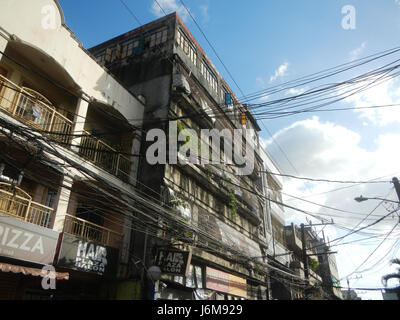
<box><xmin>89</xmin><ymin>13</ymin><xmax>291</xmax><ymax>300</ymax></box>
<box><xmin>342</xmin><ymin>289</ymin><xmax>361</xmax><ymax>300</ymax></box>
<box><xmin>0</xmin><ymin>0</ymin><xmax>145</xmax><ymax>299</ymax></box>
<box><xmin>284</xmin><ymin>223</ymin><xmax>342</xmax><ymax>300</ymax></box>
<box><xmin>0</xmin><ymin>1</ymin><xmax>297</xmax><ymax>300</ymax></box>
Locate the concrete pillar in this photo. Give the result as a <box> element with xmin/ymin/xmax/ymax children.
<box><xmin>71</xmin><ymin>97</ymin><xmax>89</xmax><ymax>152</ymax></box>
<box><xmin>0</xmin><ymin>35</ymin><xmax>8</xmax><ymax>63</ymax></box>
<box><xmin>129</xmin><ymin>134</ymin><xmax>141</xmax><ymax>185</ymax></box>
<box><xmin>119</xmin><ymin>193</ymin><xmax>134</xmax><ymax>266</ymax></box>
<box><xmin>120</xmin><ymin>215</ymin><xmax>132</xmax><ymax>266</ymax></box>
<box><xmin>52</xmin><ymin>175</ymin><xmax>73</xmax><ymax>232</ymax></box>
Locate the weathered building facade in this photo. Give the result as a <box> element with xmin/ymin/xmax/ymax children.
<box><xmin>285</xmin><ymin>223</ymin><xmax>343</xmax><ymax>300</ymax></box>
<box><xmin>89</xmin><ymin>13</ymin><xmax>290</xmax><ymax>300</ymax></box>
<box><xmin>0</xmin><ymin>0</ymin><xmax>145</xmax><ymax>299</ymax></box>
<box><xmin>0</xmin><ymin>1</ymin><xmax>315</xmax><ymax>300</ymax></box>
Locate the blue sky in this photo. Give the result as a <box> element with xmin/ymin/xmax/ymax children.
<box><xmin>58</xmin><ymin>0</ymin><xmax>400</xmax><ymax>299</ymax></box>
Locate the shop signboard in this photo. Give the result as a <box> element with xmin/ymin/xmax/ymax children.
<box><xmin>0</xmin><ymin>215</ymin><xmax>59</xmax><ymax>265</ymax></box>
<box><xmin>155</xmin><ymin>248</ymin><xmax>192</xmax><ymax>276</ymax></box>
<box><xmin>56</xmin><ymin>233</ymin><xmax>119</xmax><ymax>276</ymax></box>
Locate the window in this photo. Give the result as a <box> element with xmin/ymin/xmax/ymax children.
<box><xmin>44</xmin><ymin>190</ymin><xmax>58</xmax><ymax>208</ymax></box>
<box><xmin>221</xmin><ymin>86</ymin><xmax>232</xmax><ymax>106</ymax></box>
<box><xmin>76</xmin><ymin>201</ymin><xmax>104</xmax><ymax>226</ymax></box>
<box><xmin>201</xmin><ymin>61</ymin><xmax>218</xmax><ymax>93</ymax></box>
<box><xmin>148</xmin><ymin>28</ymin><xmax>168</xmax><ymax>48</ymax></box>
<box><xmin>95</xmin><ymin>51</ymin><xmax>106</xmax><ymax>65</ymax></box>
<box><xmin>177</xmin><ymin>29</ymin><xmax>197</xmax><ymax>66</ymax></box>
<box><xmin>173</xmin><ymin>265</ymin><xmax>204</xmax><ymax>288</ymax></box>
<box><xmin>109</xmin><ymin>39</ymin><xmax>143</xmax><ymax>61</ymax></box>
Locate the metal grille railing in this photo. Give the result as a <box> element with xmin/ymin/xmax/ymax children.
<box><xmin>79</xmin><ymin>130</ymin><xmax>131</xmax><ymax>179</ymax></box>
<box><xmin>0</xmin><ymin>75</ymin><xmax>131</xmax><ymax>180</ymax></box>
<box><xmin>63</xmin><ymin>214</ymin><xmax>123</xmax><ymax>248</ymax></box>
<box><xmin>0</xmin><ymin>185</ymin><xmax>53</xmax><ymax>228</ymax></box>
<box><xmin>0</xmin><ymin>75</ymin><xmax>73</xmax><ymax>144</ymax></box>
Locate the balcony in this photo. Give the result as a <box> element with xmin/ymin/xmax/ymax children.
<box><xmin>309</xmin><ymin>269</ymin><xmax>322</xmax><ymax>285</ymax></box>
<box><xmin>285</xmin><ymin>226</ymin><xmax>303</xmax><ymax>253</ymax></box>
<box><xmin>63</xmin><ymin>214</ymin><xmax>123</xmax><ymax>248</ymax></box>
<box><xmin>79</xmin><ymin>130</ymin><xmax>131</xmax><ymax>179</ymax></box>
<box><xmin>0</xmin><ymin>75</ymin><xmax>73</xmax><ymax>145</ymax></box>
<box><xmin>0</xmin><ymin>75</ymin><xmax>132</xmax><ymax>181</ymax></box>
<box><xmin>0</xmin><ymin>183</ymin><xmax>53</xmax><ymax>228</ymax></box>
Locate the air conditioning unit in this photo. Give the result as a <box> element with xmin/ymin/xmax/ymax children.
<box><xmin>172</xmin><ymin>74</ymin><xmax>191</xmax><ymax>95</ymax></box>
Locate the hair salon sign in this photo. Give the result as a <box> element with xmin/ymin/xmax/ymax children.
<box><xmin>155</xmin><ymin>249</ymin><xmax>192</xmax><ymax>276</ymax></box>
<box><xmin>56</xmin><ymin>233</ymin><xmax>119</xmax><ymax>276</ymax></box>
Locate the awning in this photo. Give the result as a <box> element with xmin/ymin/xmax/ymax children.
<box><xmin>0</xmin><ymin>263</ymin><xmax>69</xmax><ymax>280</ymax></box>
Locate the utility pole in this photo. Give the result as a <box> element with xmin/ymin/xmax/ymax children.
<box><xmin>300</xmin><ymin>221</ymin><xmax>335</xmax><ymax>282</ymax></box>
<box><xmin>300</xmin><ymin>223</ymin><xmax>309</xmax><ymax>281</ymax></box>
<box><xmin>346</xmin><ymin>275</ymin><xmax>362</xmax><ymax>300</ymax></box>
<box><xmin>392</xmin><ymin>177</ymin><xmax>400</xmax><ymax>202</ymax></box>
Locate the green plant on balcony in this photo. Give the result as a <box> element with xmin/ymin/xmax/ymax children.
<box><xmin>183</xmin><ymin>229</ymin><xmax>194</xmax><ymax>240</ymax></box>
<box><xmin>176</xmin><ymin>120</ymin><xmax>191</xmax><ymax>150</ymax></box>
<box><xmin>309</xmin><ymin>258</ymin><xmax>319</xmax><ymax>272</ymax></box>
<box><xmin>170</xmin><ymin>192</ymin><xmax>189</xmax><ymax>210</ymax></box>
<box><xmin>228</xmin><ymin>188</ymin><xmax>238</xmax><ymax>220</ymax></box>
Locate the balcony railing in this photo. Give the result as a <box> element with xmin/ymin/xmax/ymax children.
<box><xmin>0</xmin><ymin>75</ymin><xmax>73</xmax><ymax>144</ymax></box>
<box><xmin>63</xmin><ymin>214</ymin><xmax>123</xmax><ymax>248</ymax></box>
<box><xmin>0</xmin><ymin>75</ymin><xmax>132</xmax><ymax>180</ymax></box>
<box><xmin>0</xmin><ymin>76</ymin><xmax>132</xmax><ymax>181</ymax></box>
<box><xmin>0</xmin><ymin>183</ymin><xmax>53</xmax><ymax>228</ymax></box>
<box><xmin>79</xmin><ymin>130</ymin><xmax>131</xmax><ymax>179</ymax></box>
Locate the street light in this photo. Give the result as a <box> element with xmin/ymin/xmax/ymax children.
<box><xmin>354</xmin><ymin>196</ymin><xmax>399</xmax><ymax>205</ymax></box>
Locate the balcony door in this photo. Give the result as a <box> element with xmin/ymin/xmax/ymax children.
<box><xmin>75</xmin><ymin>201</ymin><xmax>104</xmax><ymax>243</ymax></box>
<box><xmin>0</xmin><ymin>66</ymin><xmax>7</xmax><ymax>77</ymax></box>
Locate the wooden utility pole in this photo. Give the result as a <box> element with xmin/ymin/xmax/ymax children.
<box><xmin>392</xmin><ymin>177</ymin><xmax>400</xmax><ymax>202</ymax></box>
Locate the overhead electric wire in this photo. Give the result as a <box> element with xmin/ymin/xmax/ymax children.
<box><xmin>261</xmin><ymin>170</ymin><xmax>391</xmax><ymax>185</ymax></box>
<box><xmin>238</xmin><ymin>46</ymin><xmax>400</xmax><ymax>103</ymax></box>
<box><xmin>340</xmin><ymin>222</ymin><xmax>399</xmax><ymax>280</ymax></box>
<box><xmin>177</xmin><ymin>0</ymin><xmax>246</xmax><ymax>97</ymax></box>
<box><xmin>0</xmin><ymin>117</ymin><xmax>308</xmax><ymax>284</ymax></box>
<box><xmin>333</xmin><ymin>190</ymin><xmax>395</xmax><ymax>247</ymax></box>
<box><xmin>3</xmin><ymin>47</ymin><xmax>400</xmax><ymax>138</ymax></box>
<box><xmin>3</xmin><ymin>5</ymin><xmax>400</xmax><ymax>294</ymax></box>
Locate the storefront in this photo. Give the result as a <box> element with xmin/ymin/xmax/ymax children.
<box><xmin>152</xmin><ymin>247</ymin><xmax>249</xmax><ymax>300</ymax></box>
<box><xmin>53</xmin><ymin>232</ymin><xmax>121</xmax><ymax>299</ymax></box>
<box><xmin>0</xmin><ymin>215</ymin><xmax>68</xmax><ymax>300</ymax></box>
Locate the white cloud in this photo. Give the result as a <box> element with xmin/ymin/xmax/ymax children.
<box><xmin>263</xmin><ymin>116</ymin><xmax>400</xmax><ymax>298</ymax></box>
<box><xmin>256</xmin><ymin>76</ymin><xmax>266</xmax><ymax>88</ymax></box>
<box><xmin>344</xmin><ymin>76</ymin><xmax>400</xmax><ymax>126</ymax></box>
<box><xmin>269</xmin><ymin>62</ymin><xmax>289</xmax><ymax>83</ymax></box>
<box><xmin>257</xmin><ymin>93</ymin><xmax>270</xmax><ymax>103</ymax></box>
<box><xmin>199</xmin><ymin>4</ymin><xmax>209</xmax><ymax>23</ymax></box>
<box><xmin>285</xmin><ymin>87</ymin><xmax>307</xmax><ymax>96</ymax></box>
<box><xmin>151</xmin><ymin>0</ymin><xmax>190</xmax><ymax>21</ymax></box>
<box><xmin>349</xmin><ymin>42</ymin><xmax>367</xmax><ymax>61</ymax></box>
